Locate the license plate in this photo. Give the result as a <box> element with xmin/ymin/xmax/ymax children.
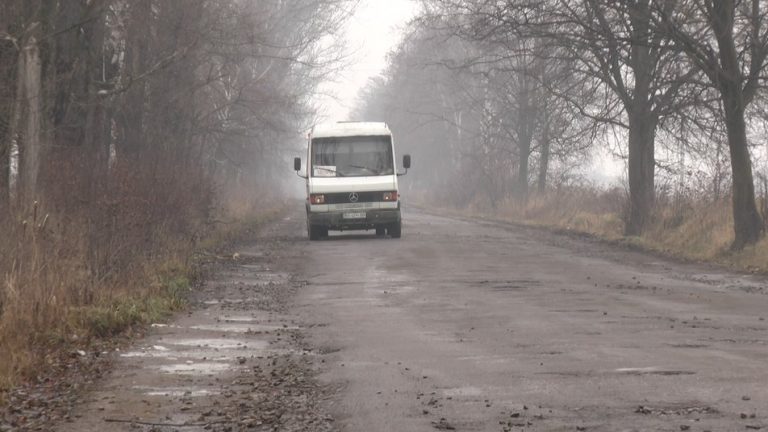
<box><xmin>343</xmin><ymin>212</ymin><xmax>366</xmax><ymax>219</ymax></box>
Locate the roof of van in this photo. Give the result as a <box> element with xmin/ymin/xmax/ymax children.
<box><xmin>312</xmin><ymin>122</ymin><xmax>391</xmax><ymax>138</ymax></box>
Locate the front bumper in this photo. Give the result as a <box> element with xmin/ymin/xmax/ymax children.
<box><xmin>308</xmin><ymin>208</ymin><xmax>401</xmax><ymax>231</ymax></box>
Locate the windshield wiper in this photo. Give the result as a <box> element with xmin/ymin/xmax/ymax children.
<box><xmin>347</xmin><ymin>165</ymin><xmax>380</xmax><ymax>175</ymax></box>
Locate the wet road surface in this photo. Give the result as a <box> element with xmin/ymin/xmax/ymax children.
<box><xmin>56</xmin><ymin>220</ymin><xmax>333</xmax><ymax>432</ymax></box>
<box><xmin>57</xmin><ymin>206</ymin><xmax>768</xmax><ymax>431</ymax></box>
<box><xmin>297</xmin><ymin>208</ymin><xmax>768</xmax><ymax>431</ymax></box>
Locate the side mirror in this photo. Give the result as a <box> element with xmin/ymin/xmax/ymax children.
<box><xmin>397</xmin><ymin>154</ymin><xmax>411</xmax><ymax>177</ymax></box>
<box><xmin>294</xmin><ymin>157</ymin><xmax>302</xmax><ymax>172</ymax></box>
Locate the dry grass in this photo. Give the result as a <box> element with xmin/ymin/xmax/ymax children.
<box><xmin>0</xmin><ymin>181</ymin><xmax>285</xmax><ymax>399</ymax></box>
<box><xmin>421</xmin><ymin>187</ymin><xmax>768</xmax><ymax>273</ymax></box>
<box><xmin>0</xmin><ymin>208</ymin><xmax>190</xmax><ymax>394</ymax></box>
<box><xmin>495</xmin><ymin>188</ymin><xmax>626</xmax><ymax>240</ymax></box>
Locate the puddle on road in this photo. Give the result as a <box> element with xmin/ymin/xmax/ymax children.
<box><xmin>189</xmin><ymin>324</ymin><xmax>298</xmax><ymax>333</ymax></box>
<box><xmin>614</xmin><ymin>367</ymin><xmax>695</xmax><ymax>376</ymax></box>
<box><xmin>203</xmin><ymin>297</ymin><xmax>265</xmax><ymax>305</ymax></box>
<box><xmin>166</xmin><ymin>338</ymin><xmax>263</xmax><ymax>349</ymax></box>
<box><xmin>120</xmin><ymin>350</ymin><xmax>233</xmax><ymax>360</ymax></box>
<box><xmin>667</xmin><ymin>343</ymin><xmax>710</xmax><ymax>349</ymax></box>
<box><xmin>145</xmin><ymin>319</ymin><xmax>297</xmax><ymax>334</ymax></box>
<box><xmin>233</xmin><ymin>272</ymin><xmax>291</xmax><ymax>285</ymax></box>
<box><xmin>443</xmin><ymin>386</ymin><xmax>484</xmax><ymax>397</ymax></box>
<box><xmin>456</xmin><ymin>354</ymin><xmax>510</xmax><ymax>364</ymax></box>
<box><xmin>133</xmin><ymin>386</ymin><xmax>219</xmax><ymax>397</ymax></box>
<box><xmin>157</xmin><ymin>362</ymin><xmax>233</xmax><ymax>375</ymax></box>
<box><xmin>121</xmin><ymin>337</ymin><xmax>294</xmax><ymax>361</ymax></box>
<box><xmin>219</xmin><ymin>316</ymin><xmax>259</xmax><ymax>322</ymax></box>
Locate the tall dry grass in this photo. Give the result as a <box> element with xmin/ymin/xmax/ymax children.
<box><xmin>0</xmin><ymin>162</ymin><xmax>234</xmax><ymax>395</ymax></box>
<box><xmin>423</xmin><ymin>185</ymin><xmax>768</xmax><ymax>272</ymax></box>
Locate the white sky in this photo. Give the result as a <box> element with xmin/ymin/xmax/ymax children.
<box><xmin>317</xmin><ymin>0</ymin><xmax>418</xmax><ymax>121</ymax></box>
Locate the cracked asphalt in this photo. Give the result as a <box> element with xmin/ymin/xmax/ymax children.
<box><xmin>53</xmin><ymin>205</ymin><xmax>768</xmax><ymax>431</ymax></box>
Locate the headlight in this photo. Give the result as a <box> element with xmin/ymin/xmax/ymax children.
<box><xmin>382</xmin><ymin>191</ymin><xmax>398</xmax><ymax>201</ymax></box>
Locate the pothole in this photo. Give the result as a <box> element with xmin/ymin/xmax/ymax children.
<box><xmin>165</xmin><ymin>338</ymin><xmax>264</xmax><ymax>350</ymax></box>
<box><xmin>442</xmin><ymin>386</ymin><xmax>484</xmax><ymax>397</ymax></box>
<box><xmin>133</xmin><ymin>386</ymin><xmax>220</xmax><ymax>397</ymax></box>
<box><xmin>635</xmin><ymin>404</ymin><xmax>718</xmax><ymax>416</ymax></box>
<box><xmin>667</xmin><ymin>343</ymin><xmax>709</xmax><ymax>349</ymax></box>
<box><xmin>614</xmin><ymin>367</ymin><xmax>695</xmax><ymax>376</ymax></box>
<box><xmin>189</xmin><ymin>324</ymin><xmax>299</xmax><ymax>333</ymax></box>
<box><xmin>157</xmin><ymin>362</ymin><xmax>233</xmax><ymax>375</ymax></box>
<box><xmin>218</xmin><ymin>316</ymin><xmax>259</xmax><ymax>322</ymax></box>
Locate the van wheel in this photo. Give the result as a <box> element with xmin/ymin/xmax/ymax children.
<box><xmin>388</xmin><ymin>222</ymin><xmax>402</xmax><ymax>239</ymax></box>
<box><xmin>308</xmin><ymin>224</ymin><xmax>322</xmax><ymax>241</ymax></box>
<box><xmin>376</xmin><ymin>227</ymin><xmax>386</xmax><ymax>236</ymax></box>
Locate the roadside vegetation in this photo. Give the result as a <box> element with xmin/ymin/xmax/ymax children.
<box><xmin>0</xmin><ymin>0</ymin><xmax>354</xmax><ymax>398</ymax></box>
<box><xmin>356</xmin><ymin>0</ymin><xmax>768</xmax><ymax>268</ymax></box>
<box><xmin>421</xmin><ymin>188</ymin><xmax>768</xmax><ymax>273</ymax></box>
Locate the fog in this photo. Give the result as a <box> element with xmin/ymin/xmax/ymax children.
<box><xmin>4</xmin><ymin>1</ymin><xmax>768</xmax><ymax>428</ymax></box>
<box><xmin>343</xmin><ymin>1</ymin><xmax>768</xmax><ymax>248</ymax></box>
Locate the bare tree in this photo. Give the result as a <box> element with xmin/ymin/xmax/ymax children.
<box><xmin>417</xmin><ymin>1</ymin><xmax>697</xmax><ymax>233</ymax></box>
<box><xmin>654</xmin><ymin>0</ymin><xmax>766</xmax><ymax>249</ymax></box>
<box><xmin>0</xmin><ymin>3</ymin><xmax>19</xmax><ymax>211</ymax></box>
<box><xmin>541</xmin><ymin>0</ymin><xmax>696</xmax><ymax>235</ymax></box>
<box><xmin>355</xmin><ymin>14</ymin><xmax>593</xmax><ymax>206</ymax></box>
<box><xmin>0</xmin><ymin>0</ymin><xmax>357</xmax><ymax>357</ymax></box>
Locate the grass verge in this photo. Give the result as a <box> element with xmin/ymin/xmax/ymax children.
<box><xmin>418</xmin><ymin>188</ymin><xmax>768</xmax><ymax>274</ymax></box>
<box><xmin>0</xmin><ymin>205</ymin><xmax>286</xmax><ymax>402</ymax></box>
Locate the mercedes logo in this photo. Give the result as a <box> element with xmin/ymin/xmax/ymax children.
<box><xmin>349</xmin><ymin>192</ymin><xmax>359</xmax><ymax>203</ymax></box>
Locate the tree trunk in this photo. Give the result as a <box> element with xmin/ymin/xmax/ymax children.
<box><xmin>81</xmin><ymin>4</ymin><xmax>109</xmax><ymax>196</ymax></box>
<box><xmin>623</xmin><ymin>0</ymin><xmax>657</xmax><ymax>236</ymax></box>
<box><xmin>537</xmin><ymin>114</ymin><xmax>551</xmax><ymax>194</ymax></box>
<box><xmin>118</xmin><ymin>0</ymin><xmax>152</xmax><ymax>162</ymax></box>
<box><xmin>0</xmin><ymin>40</ymin><xmax>16</xmax><ymax>210</ymax></box>
<box><xmin>516</xmin><ymin>84</ymin><xmax>535</xmax><ymax>203</ymax></box>
<box><xmin>721</xmin><ymin>83</ymin><xmax>762</xmax><ymax>248</ymax></box>
<box><xmin>16</xmin><ymin>23</ymin><xmax>43</xmax><ymax>209</ymax></box>
<box><xmin>710</xmin><ymin>0</ymin><xmax>763</xmax><ymax>249</ymax></box>
<box><xmin>625</xmin><ymin>108</ymin><xmax>657</xmax><ymax>236</ymax></box>
<box><xmin>518</xmin><ymin>139</ymin><xmax>530</xmax><ymax>201</ymax></box>
<box><xmin>0</xmin><ymin>137</ymin><xmax>8</xmax><ymax>211</ymax></box>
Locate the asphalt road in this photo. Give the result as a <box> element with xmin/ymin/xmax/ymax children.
<box><xmin>295</xmin><ymin>207</ymin><xmax>768</xmax><ymax>431</ymax></box>
<box><xmin>52</xmin><ymin>205</ymin><xmax>768</xmax><ymax>432</ymax></box>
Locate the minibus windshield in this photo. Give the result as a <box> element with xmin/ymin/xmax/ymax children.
<box><xmin>311</xmin><ymin>136</ymin><xmax>394</xmax><ymax>177</ymax></box>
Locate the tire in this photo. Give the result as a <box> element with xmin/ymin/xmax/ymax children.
<box><xmin>388</xmin><ymin>221</ymin><xmax>402</xmax><ymax>239</ymax></box>
<box><xmin>308</xmin><ymin>224</ymin><xmax>322</xmax><ymax>241</ymax></box>
<box><xmin>376</xmin><ymin>227</ymin><xmax>386</xmax><ymax>236</ymax></box>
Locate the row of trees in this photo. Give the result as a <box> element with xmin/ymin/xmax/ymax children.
<box><xmin>357</xmin><ymin>0</ymin><xmax>768</xmax><ymax>250</ymax></box>
<box><xmin>0</xmin><ymin>1</ymin><xmax>353</xmax><ymax>307</ymax></box>
<box><xmin>1</xmin><ymin>0</ymin><xmax>352</xmax><ymax>213</ymax></box>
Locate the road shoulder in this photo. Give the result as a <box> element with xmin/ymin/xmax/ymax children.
<box><xmin>50</xmin><ymin>215</ymin><xmax>333</xmax><ymax>432</ymax></box>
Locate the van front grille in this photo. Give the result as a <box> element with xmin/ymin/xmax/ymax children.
<box><xmin>324</xmin><ymin>191</ymin><xmax>385</xmax><ymax>204</ymax></box>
